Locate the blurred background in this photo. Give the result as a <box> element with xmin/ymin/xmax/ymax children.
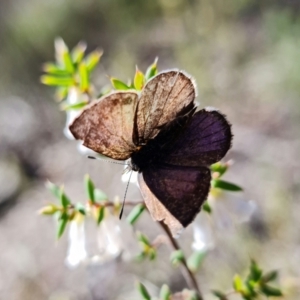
<box><xmin>1</xmin><ymin>0</ymin><xmax>300</xmax><ymax>299</ymax></box>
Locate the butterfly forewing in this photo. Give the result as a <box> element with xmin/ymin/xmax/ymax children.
<box><xmin>69</xmin><ymin>92</ymin><xmax>138</xmax><ymax>160</ymax></box>
<box><xmin>135</xmin><ymin>70</ymin><xmax>196</xmax><ymax>144</ymax></box>
<box><xmin>142</xmin><ymin>164</ymin><xmax>211</xmax><ymax>227</ymax></box>
<box><xmin>162</xmin><ymin>109</ymin><xmax>232</xmax><ymax>167</ymax></box>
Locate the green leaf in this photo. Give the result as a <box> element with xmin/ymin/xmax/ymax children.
<box><xmin>187</xmin><ymin>250</ymin><xmax>207</xmax><ymax>273</ymax></box>
<box><xmin>85</xmin><ymin>49</ymin><xmax>102</xmax><ymax>72</ymax></box>
<box><xmin>260</xmin><ymin>284</ymin><xmax>283</xmax><ymax>297</ymax></box>
<box><xmin>97</xmin><ymin>207</ymin><xmax>105</xmax><ymax>225</ymax></box>
<box><xmin>159</xmin><ymin>284</ymin><xmax>171</xmax><ymax>300</ymax></box>
<box><xmin>61</xmin><ymin>101</ymin><xmax>88</xmax><ymax>111</ymax></box>
<box><xmin>84</xmin><ymin>174</ymin><xmax>95</xmax><ymax>204</ymax></box>
<box><xmin>59</xmin><ymin>187</ymin><xmax>71</xmax><ymax>208</ymax></box>
<box><xmin>75</xmin><ymin>203</ymin><xmax>86</xmax><ymax>215</ymax></box>
<box><xmin>233</xmin><ymin>274</ymin><xmax>244</xmax><ymax>292</ymax></box>
<box><xmin>71</xmin><ymin>41</ymin><xmax>87</xmax><ymax>64</ymax></box>
<box><xmin>45</xmin><ymin>181</ymin><xmax>60</xmax><ymax>199</ymax></box>
<box><xmin>170</xmin><ymin>250</ymin><xmax>184</xmax><ymax>266</ymax></box>
<box><xmin>134</xmin><ymin>66</ymin><xmax>145</xmax><ymax>90</ymax></box>
<box><xmin>136</xmin><ymin>281</ymin><xmax>151</xmax><ymax>300</ymax></box>
<box><xmin>42</xmin><ymin>63</ymin><xmax>70</xmax><ymax>76</ymax></box>
<box><xmin>210</xmin><ymin>162</ymin><xmax>228</xmax><ymax>177</ymax></box>
<box><xmin>41</xmin><ymin>75</ymin><xmax>74</xmax><ymax>87</ymax></box>
<box><xmin>55</xmin><ymin>86</ymin><xmax>69</xmax><ymax>101</ymax></box>
<box><xmin>126</xmin><ymin>204</ymin><xmax>145</xmax><ymax>225</ymax></box>
<box><xmin>137</xmin><ymin>232</ymin><xmax>151</xmax><ymax>246</ymax></box>
<box><xmin>212</xmin><ymin>179</ymin><xmax>243</xmax><ymax>192</ymax></box>
<box><xmin>202</xmin><ymin>201</ymin><xmax>212</xmax><ymax>213</ymax></box>
<box><xmin>145</xmin><ymin>57</ymin><xmax>158</xmax><ymax>81</ymax></box>
<box><xmin>110</xmin><ymin>78</ymin><xmax>130</xmax><ymax>90</ymax></box>
<box><xmin>62</xmin><ymin>49</ymin><xmax>75</xmax><ymax>74</ymax></box>
<box><xmin>79</xmin><ymin>62</ymin><xmax>89</xmax><ymax>92</ymax></box>
<box><xmin>57</xmin><ymin>213</ymin><xmax>68</xmax><ymax>238</ymax></box>
<box><xmin>249</xmin><ymin>259</ymin><xmax>262</xmax><ymax>282</ymax></box>
<box><xmin>261</xmin><ymin>270</ymin><xmax>278</xmax><ymax>283</ymax></box>
<box><xmin>148</xmin><ymin>248</ymin><xmax>157</xmax><ymax>261</ymax></box>
<box><xmin>211</xmin><ymin>290</ymin><xmax>228</xmax><ymax>300</ymax></box>
<box><xmin>94</xmin><ymin>188</ymin><xmax>108</xmax><ymax>203</ymax></box>
<box><xmin>38</xmin><ymin>204</ymin><xmax>59</xmax><ymax>215</ymax></box>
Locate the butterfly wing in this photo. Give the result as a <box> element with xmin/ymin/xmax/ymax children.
<box><xmin>134</xmin><ymin>70</ymin><xmax>196</xmax><ymax>144</ymax></box>
<box><xmin>162</xmin><ymin>108</ymin><xmax>232</xmax><ymax>166</ymax></box>
<box><xmin>139</xmin><ymin>164</ymin><xmax>211</xmax><ymax>233</ymax></box>
<box><xmin>69</xmin><ymin>92</ymin><xmax>138</xmax><ymax>160</ymax></box>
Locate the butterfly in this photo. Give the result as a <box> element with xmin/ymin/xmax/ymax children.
<box><xmin>69</xmin><ymin>70</ymin><xmax>232</xmax><ymax>236</ymax></box>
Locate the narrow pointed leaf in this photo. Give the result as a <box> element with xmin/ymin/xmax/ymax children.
<box><xmin>159</xmin><ymin>284</ymin><xmax>171</xmax><ymax>300</ymax></box>
<box><xmin>170</xmin><ymin>250</ymin><xmax>184</xmax><ymax>266</ymax></box>
<box><xmin>42</xmin><ymin>63</ymin><xmax>70</xmax><ymax>76</ymax></box>
<box><xmin>62</xmin><ymin>49</ymin><xmax>75</xmax><ymax>74</ymax></box>
<box><xmin>75</xmin><ymin>203</ymin><xmax>86</xmax><ymax>215</ymax></box>
<box><xmin>40</xmin><ymin>75</ymin><xmax>74</xmax><ymax>87</ymax></box>
<box><xmin>136</xmin><ymin>281</ymin><xmax>151</xmax><ymax>300</ymax></box>
<box><xmin>137</xmin><ymin>232</ymin><xmax>151</xmax><ymax>246</ymax></box>
<box><xmin>84</xmin><ymin>174</ymin><xmax>95</xmax><ymax>204</ymax></box>
<box><xmin>61</xmin><ymin>101</ymin><xmax>88</xmax><ymax>111</ymax></box>
<box><xmin>187</xmin><ymin>250</ymin><xmax>207</xmax><ymax>273</ymax></box>
<box><xmin>145</xmin><ymin>57</ymin><xmax>158</xmax><ymax>80</ymax></box>
<box><xmin>94</xmin><ymin>188</ymin><xmax>108</xmax><ymax>203</ymax></box>
<box><xmin>71</xmin><ymin>41</ymin><xmax>87</xmax><ymax>64</ymax></box>
<box><xmin>134</xmin><ymin>67</ymin><xmax>145</xmax><ymax>90</ymax></box>
<box><xmin>110</xmin><ymin>78</ymin><xmax>130</xmax><ymax>90</ymax></box>
<box><xmin>57</xmin><ymin>213</ymin><xmax>68</xmax><ymax>238</ymax></box>
<box><xmin>126</xmin><ymin>204</ymin><xmax>145</xmax><ymax>225</ymax></box>
<box><xmin>233</xmin><ymin>274</ymin><xmax>244</xmax><ymax>292</ymax></box>
<box><xmin>202</xmin><ymin>201</ymin><xmax>212</xmax><ymax>213</ymax></box>
<box><xmin>59</xmin><ymin>187</ymin><xmax>71</xmax><ymax>208</ymax></box>
<box><xmin>79</xmin><ymin>62</ymin><xmax>89</xmax><ymax>92</ymax></box>
<box><xmin>45</xmin><ymin>181</ymin><xmax>60</xmax><ymax>199</ymax></box>
<box><xmin>261</xmin><ymin>270</ymin><xmax>278</xmax><ymax>283</ymax></box>
<box><xmin>260</xmin><ymin>284</ymin><xmax>283</xmax><ymax>297</ymax></box>
<box><xmin>85</xmin><ymin>49</ymin><xmax>102</xmax><ymax>72</ymax></box>
<box><xmin>212</xmin><ymin>179</ymin><xmax>243</xmax><ymax>192</ymax></box>
<box><xmin>55</xmin><ymin>86</ymin><xmax>69</xmax><ymax>101</ymax></box>
<box><xmin>97</xmin><ymin>207</ymin><xmax>105</xmax><ymax>225</ymax></box>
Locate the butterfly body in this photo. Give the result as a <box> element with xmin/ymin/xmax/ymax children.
<box><xmin>69</xmin><ymin>70</ymin><xmax>232</xmax><ymax>236</ymax></box>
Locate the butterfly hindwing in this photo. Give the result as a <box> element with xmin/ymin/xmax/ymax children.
<box><xmin>134</xmin><ymin>70</ymin><xmax>196</xmax><ymax>144</ymax></box>
<box><xmin>141</xmin><ymin>164</ymin><xmax>211</xmax><ymax>228</ymax></box>
<box><xmin>69</xmin><ymin>92</ymin><xmax>138</xmax><ymax>160</ymax></box>
<box><xmin>162</xmin><ymin>109</ymin><xmax>232</xmax><ymax>167</ymax></box>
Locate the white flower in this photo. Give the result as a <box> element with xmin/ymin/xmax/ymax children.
<box><xmin>192</xmin><ymin>191</ymin><xmax>256</xmax><ymax>252</ymax></box>
<box><xmin>65</xmin><ymin>210</ymin><xmax>139</xmax><ymax>268</ymax></box>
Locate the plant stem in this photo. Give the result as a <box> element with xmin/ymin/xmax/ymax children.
<box><xmin>158</xmin><ymin>221</ymin><xmax>204</xmax><ymax>300</ymax></box>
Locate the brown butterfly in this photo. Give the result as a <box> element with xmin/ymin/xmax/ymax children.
<box><xmin>70</xmin><ymin>70</ymin><xmax>232</xmax><ymax>236</ymax></box>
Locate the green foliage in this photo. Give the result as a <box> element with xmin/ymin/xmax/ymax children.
<box><xmin>202</xmin><ymin>201</ymin><xmax>212</xmax><ymax>213</ymax></box>
<box><xmin>84</xmin><ymin>174</ymin><xmax>95</xmax><ymax>204</ymax></box>
<box><xmin>170</xmin><ymin>250</ymin><xmax>184</xmax><ymax>266</ymax></box>
<box><xmin>211</xmin><ymin>179</ymin><xmax>243</xmax><ymax>192</ymax></box>
<box><xmin>110</xmin><ymin>78</ymin><xmax>131</xmax><ymax>90</ymax></box>
<box><xmin>110</xmin><ymin>59</ymin><xmax>158</xmax><ymax>92</ymax></box>
<box><xmin>213</xmin><ymin>260</ymin><xmax>283</xmax><ymax>299</ymax></box>
<box><xmin>136</xmin><ymin>232</ymin><xmax>157</xmax><ymax>261</ymax></box>
<box><xmin>187</xmin><ymin>250</ymin><xmax>207</xmax><ymax>273</ymax></box>
<box><xmin>41</xmin><ymin>38</ymin><xmax>101</xmax><ymax>102</ymax></box>
<box><xmin>159</xmin><ymin>284</ymin><xmax>171</xmax><ymax>300</ymax></box>
<box><xmin>136</xmin><ymin>281</ymin><xmax>151</xmax><ymax>300</ymax></box>
<box><xmin>134</xmin><ymin>66</ymin><xmax>145</xmax><ymax>90</ymax></box>
<box><xmin>126</xmin><ymin>203</ymin><xmax>146</xmax><ymax>225</ymax></box>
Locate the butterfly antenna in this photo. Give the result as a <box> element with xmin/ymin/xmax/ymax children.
<box><xmin>119</xmin><ymin>170</ymin><xmax>133</xmax><ymax>220</ymax></box>
<box><xmin>87</xmin><ymin>155</ymin><xmax>128</xmax><ymax>166</ymax></box>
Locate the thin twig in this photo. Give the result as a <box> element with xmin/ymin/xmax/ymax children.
<box><xmin>158</xmin><ymin>221</ymin><xmax>204</xmax><ymax>300</ymax></box>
